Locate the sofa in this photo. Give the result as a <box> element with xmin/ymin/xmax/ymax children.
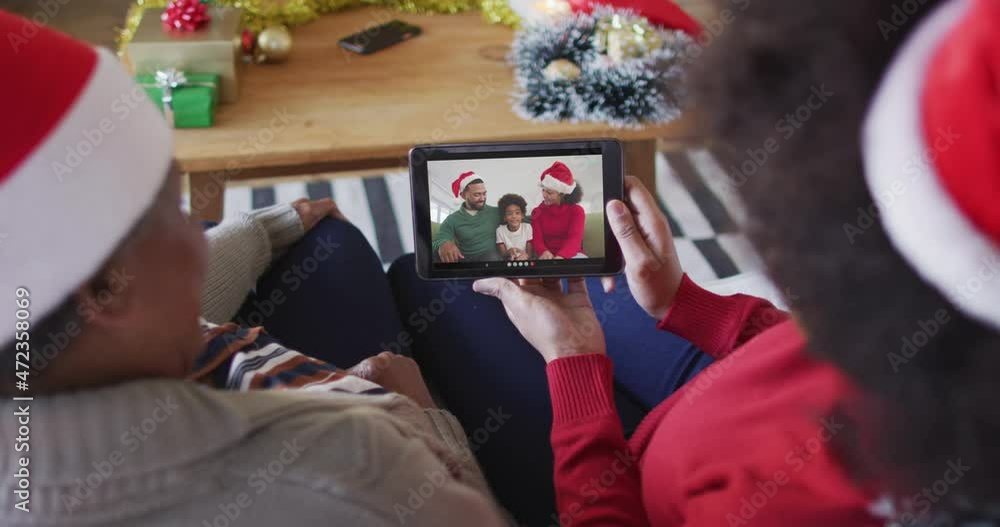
<box><xmin>430</xmin><ymin>212</ymin><xmax>604</xmax><ymax>257</ymax></box>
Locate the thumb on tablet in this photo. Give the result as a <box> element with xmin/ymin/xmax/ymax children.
<box><xmin>607</xmin><ymin>199</ymin><xmax>654</xmax><ymax>265</ymax></box>
<box><xmin>473</xmin><ymin>278</ymin><xmax>519</xmax><ymax>303</ymax></box>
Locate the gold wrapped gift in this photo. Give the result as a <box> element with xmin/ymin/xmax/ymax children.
<box><xmin>126</xmin><ymin>7</ymin><xmax>243</xmax><ymax>103</ymax></box>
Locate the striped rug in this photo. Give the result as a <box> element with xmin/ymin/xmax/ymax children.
<box><xmin>196</xmin><ymin>148</ymin><xmax>766</xmax><ymax>286</ymax></box>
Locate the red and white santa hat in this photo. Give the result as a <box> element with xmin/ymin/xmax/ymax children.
<box><xmin>539</xmin><ymin>161</ymin><xmax>577</xmax><ymax>195</ymax></box>
<box><xmin>0</xmin><ymin>11</ymin><xmax>173</xmax><ymax>346</ymax></box>
<box><xmin>568</xmin><ymin>0</ymin><xmax>701</xmax><ymax>36</ymax></box>
<box><xmin>862</xmin><ymin>0</ymin><xmax>1000</xmax><ymax>330</ymax></box>
<box><xmin>452</xmin><ymin>171</ymin><xmax>482</xmax><ymax>198</ymax></box>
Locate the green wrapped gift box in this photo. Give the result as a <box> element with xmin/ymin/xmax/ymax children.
<box><xmin>137</xmin><ymin>72</ymin><xmax>219</xmax><ymax>128</ymax></box>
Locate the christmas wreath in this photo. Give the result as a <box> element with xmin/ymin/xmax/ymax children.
<box><xmin>511</xmin><ymin>6</ymin><xmax>695</xmax><ymax>127</ymax></box>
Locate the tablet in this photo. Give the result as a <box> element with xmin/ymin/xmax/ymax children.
<box><xmin>409</xmin><ymin>139</ymin><xmax>625</xmax><ymax>280</ymax></box>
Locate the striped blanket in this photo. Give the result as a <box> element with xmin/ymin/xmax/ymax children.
<box><xmin>189</xmin><ymin>321</ymin><xmax>385</xmax><ymax>394</ymax></box>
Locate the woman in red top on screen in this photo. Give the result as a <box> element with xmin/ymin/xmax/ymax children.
<box><xmin>530</xmin><ymin>161</ymin><xmax>587</xmax><ymax>260</ymax></box>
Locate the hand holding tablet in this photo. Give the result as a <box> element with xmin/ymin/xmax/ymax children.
<box><xmin>408</xmin><ymin>141</ymin><xmax>687</xmax><ymax>365</ymax></box>
<box><xmin>409</xmin><ymin>139</ymin><xmax>625</xmax><ymax>279</ymax></box>
<box><xmin>470</xmin><ymin>175</ymin><xmax>689</xmax><ymax>363</ymax></box>
<box><xmin>600</xmin><ymin>176</ymin><xmax>686</xmax><ymax>320</ymax></box>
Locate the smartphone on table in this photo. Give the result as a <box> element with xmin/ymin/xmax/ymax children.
<box><xmin>338</xmin><ymin>20</ymin><xmax>422</xmax><ymax>55</ymax></box>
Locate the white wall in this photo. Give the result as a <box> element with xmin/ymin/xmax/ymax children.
<box><xmin>428</xmin><ymin>154</ymin><xmax>605</xmax><ymax>222</ymax></box>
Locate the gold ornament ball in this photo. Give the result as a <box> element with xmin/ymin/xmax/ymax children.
<box><xmin>542</xmin><ymin>58</ymin><xmax>582</xmax><ymax>82</ymax></box>
<box><xmin>595</xmin><ymin>14</ymin><xmax>663</xmax><ymax>62</ymax></box>
<box><xmin>257</xmin><ymin>25</ymin><xmax>293</xmax><ymax>63</ymax></box>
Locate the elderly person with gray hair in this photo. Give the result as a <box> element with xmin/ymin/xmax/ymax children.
<box><xmin>0</xmin><ymin>13</ymin><xmax>504</xmax><ymax>527</ymax></box>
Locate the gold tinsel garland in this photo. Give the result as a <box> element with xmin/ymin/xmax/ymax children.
<box><xmin>117</xmin><ymin>0</ymin><xmax>498</xmax><ymax>54</ymax></box>
<box><xmin>479</xmin><ymin>0</ymin><xmax>521</xmax><ymax>28</ymax></box>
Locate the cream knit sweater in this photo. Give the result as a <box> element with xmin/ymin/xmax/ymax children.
<box><xmin>0</xmin><ymin>206</ymin><xmax>507</xmax><ymax>526</ymax></box>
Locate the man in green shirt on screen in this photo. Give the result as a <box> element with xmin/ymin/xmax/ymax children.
<box><xmin>433</xmin><ymin>171</ymin><xmax>502</xmax><ymax>262</ymax></box>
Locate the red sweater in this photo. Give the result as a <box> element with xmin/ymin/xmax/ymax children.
<box><xmin>545</xmin><ymin>275</ymin><xmax>883</xmax><ymax>526</ymax></box>
<box><xmin>530</xmin><ymin>203</ymin><xmax>586</xmax><ymax>259</ymax></box>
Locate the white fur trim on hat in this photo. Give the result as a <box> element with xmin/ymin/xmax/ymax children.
<box><xmin>862</xmin><ymin>0</ymin><xmax>1000</xmax><ymax>331</ymax></box>
<box><xmin>461</xmin><ymin>176</ymin><xmax>484</xmax><ymax>193</ymax></box>
<box><xmin>0</xmin><ymin>48</ymin><xmax>173</xmax><ymax>346</ymax></box>
<box><xmin>540</xmin><ymin>174</ymin><xmax>576</xmax><ymax>194</ymax></box>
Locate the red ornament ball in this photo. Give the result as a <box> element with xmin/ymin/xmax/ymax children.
<box><xmin>161</xmin><ymin>0</ymin><xmax>211</xmax><ymax>32</ymax></box>
<box><xmin>241</xmin><ymin>29</ymin><xmax>257</xmax><ymax>55</ymax></box>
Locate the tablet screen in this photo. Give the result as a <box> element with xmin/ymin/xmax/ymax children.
<box><xmin>411</xmin><ymin>140</ymin><xmax>623</xmax><ymax>279</ymax></box>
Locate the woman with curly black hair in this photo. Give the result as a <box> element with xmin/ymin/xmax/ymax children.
<box><xmin>469</xmin><ymin>0</ymin><xmax>1000</xmax><ymax>525</ymax></box>
<box><xmin>685</xmin><ymin>0</ymin><xmax>1000</xmax><ymax>523</ymax></box>
<box><xmin>531</xmin><ymin>161</ymin><xmax>588</xmax><ymax>259</ymax></box>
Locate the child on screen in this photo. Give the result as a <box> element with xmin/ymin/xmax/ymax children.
<box><xmin>496</xmin><ymin>193</ymin><xmax>534</xmax><ymax>261</ymax></box>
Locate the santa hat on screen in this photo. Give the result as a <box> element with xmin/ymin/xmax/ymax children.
<box><xmin>568</xmin><ymin>0</ymin><xmax>702</xmax><ymax>35</ymax></box>
<box><xmin>0</xmin><ymin>11</ymin><xmax>173</xmax><ymax>347</ymax></box>
<box><xmin>539</xmin><ymin>161</ymin><xmax>577</xmax><ymax>195</ymax></box>
<box><xmin>862</xmin><ymin>0</ymin><xmax>1000</xmax><ymax>330</ymax></box>
<box><xmin>452</xmin><ymin>171</ymin><xmax>482</xmax><ymax>198</ymax></box>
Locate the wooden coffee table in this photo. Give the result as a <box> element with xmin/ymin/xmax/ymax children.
<box><xmin>168</xmin><ymin>7</ymin><xmax>699</xmax><ymax>221</ymax></box>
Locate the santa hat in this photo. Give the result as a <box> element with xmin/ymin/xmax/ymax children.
<box><xmin>862</xmin><ymin>0</ymin><xmax>1000</xmax><ymax>330</ymax></box>
<box><xmin>0</xmin><ymin>12</ymin><xmax>173</xmax><ymax>347</ymax></box>
<box><xmin>539</xmin><ymin>161</ymin><xmax>577</xmax><ymax>194</ymax></box>
<box><xmin>568</xmin><ymin>0</ymin><xmax>702</xmax><ymax>35</ymax></box>
<box><xmin>452</xmin><ymin>171</ymin><xmax>482</xmax><ymax>198</ymax></box>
